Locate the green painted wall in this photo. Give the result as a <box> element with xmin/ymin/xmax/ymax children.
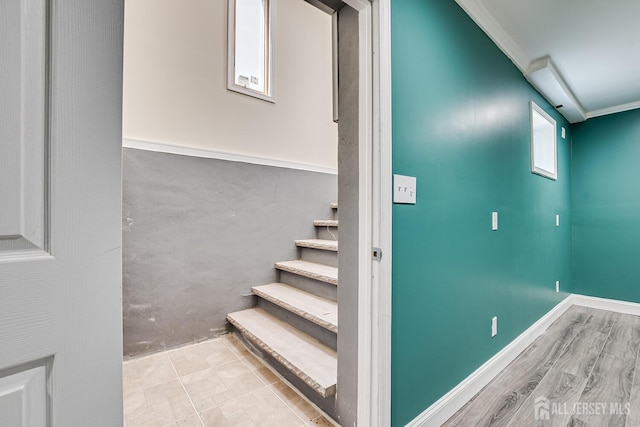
<box><xmin>572</xmin><ymin>109</ymin><xmax>640</xmax><ymax>302</ymax></box>
<box><xmin>391</xmin><ymin>1</ymin><xmax>572</xmax><ymax>424</ymax></box>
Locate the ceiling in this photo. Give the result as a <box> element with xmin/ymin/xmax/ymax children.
<box><xmin>455</xmin><ymin>0</ymin><xmax>640</xmax><ymax>123</ymax></box>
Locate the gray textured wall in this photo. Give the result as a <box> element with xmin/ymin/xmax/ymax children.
<box><xmin>122</xmin><ymin>148</ymin><xmax>337</xmax><ymax>357</ymax></box>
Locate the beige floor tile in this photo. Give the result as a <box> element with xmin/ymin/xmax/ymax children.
<box><xmin>200</xmin><ymin>386</ymin><xmax>305</xmax><ymax>427</ymax></box>
<box><xmin>181</xmin><ymin>360</ymin><xmax>264</xmax><ymax>411</ymax></box>
<box><xmin>239</xmin><ymin>353</ymin><xmax>279</xmax><ymax>385</ymax></box>
<box><xmin>127</xmin><ymin>402</ymin><xmax>185</xmax><ymax>427</ymax></box>
<box><xmin>143</xmin><ymin>379</ymin><xmax>196</xmax><ymax>421</ymax></box>
<box><xmin>223</xmin><ymin>334</ymin><xmax>250</xmax><ymax>357</ymax></box>
<box><xmin>269</xmin><ymin>381</ymin><xmax>320</xmax><ymax>422</ymax></box>
<box><xmin>123</xmin><ymin>385</ymin><xmax>147</xmax><ymax>417</ymax></box>
<box><xmin>161</xmin><ymin>414</ymin><xmax>204</xmax><ymax>427</ymax></box>
<box><xmin>239</xmin><ymin>354</ymin><xmax>263</xmax><ymax>371</ymax></box>
<box><xmin>170</xmin><ymin>340</ymin><xmax>238</xmax><ymax>377</ymax></box>
<box><xmin>200</xmin><ymin>406</ymin><xmax>258</xmax><ymax>427</ymax></box>
<box><xmin>130</xmin><ymin>353</ymin><xmax>178</xmax><ymax>387</ymax></box>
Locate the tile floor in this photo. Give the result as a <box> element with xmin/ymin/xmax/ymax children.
<box><xmin>123</xmin><ymin>334</ymin><xmax>336</xmax><ymax>427</ymax></box>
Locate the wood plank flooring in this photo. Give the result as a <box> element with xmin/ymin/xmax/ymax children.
<box><xmin>444</xmin><ymin>306</ymin><xmax>640</xmax><ymax>427</ymax></box>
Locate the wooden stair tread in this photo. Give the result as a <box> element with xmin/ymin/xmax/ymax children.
<box><xmin>275</xmin><ymin>260</ymin><xmax>338</xmax><ymax>285</ymax></box>
<box><xmin>295</xmin><ymin>239</ymin><xmax>338</xmax><ymax>252</ymax></box>
<box><xmin>253</xmin><ymin>283</ymin><xmax>338</xmax><ymax>332</ymax></box>
<box><xmin>314</xmin><ymin>219</ymin><xmax>338</xmax><ymax>227</ymax></box>
<box><xmin>227</xmin><ymin>308</ymin><xmax>337</xmax><ymax>397</ymax></box>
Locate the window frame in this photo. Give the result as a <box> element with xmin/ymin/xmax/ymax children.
<box><xmin>227</xmin><ymin>0</ymin><xmax>275</xmax><ymax>103</ymax></box>
<box><xmin>530</xmin><ymin>101</ymin><xmax>558</xmax><ymax>180</ymax></box>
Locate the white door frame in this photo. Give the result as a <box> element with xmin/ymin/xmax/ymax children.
<box><xmin>341</xmin><ymin>0</ymin><xmax>392</xmax><ymax>425</ymax></box>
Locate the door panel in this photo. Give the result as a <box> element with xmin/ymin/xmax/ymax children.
<box><xmin>0</xmin><ymin>361</ymin><xmax>48</xmax><ymax>427</ymax></box>
<box><xmin>0</xmin><ymin>0</ymin><xmax>48</xmax><ymax>252</ymax></box>
<box><xmin>0</xmin><ymin>0</ymin><xmax>124</xmax><ymax>425</ymax></box>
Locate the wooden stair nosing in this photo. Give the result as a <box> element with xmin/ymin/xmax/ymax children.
<box><xmin>253</xmin><ymin>283</ymin><xmax>338</xmax><ymax>333</ymax></box>
<box><xmin>227</xmin><ymin>308</ymin><xmax>337</xmax><ymax>398</ymax></box>
<box><xmin>295</xmin><ymin>239</ymin><xmax>338</xmax><ymax>252</ymax></box>
<box><xmin>275</xmin><ymin>260</ymin><xmax>338</xmax><ymax>286</ymax></box>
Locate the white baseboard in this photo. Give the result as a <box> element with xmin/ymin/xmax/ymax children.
<box><xmin>570</xmin><ymin>294</ymin><xmax>640</xmax><ymax>316</ymax></box>
<box><xmin>407</xmin><ymin>293</ymin><xmax>640</xmax><ymax>426</ymax></box>
<box><xmin>122</xmin><ymin>138</ymin><xmax>338</xmax><ymax>175</ymax></box>
<box><xmin>407</xmin><ymin>296</ymin><xmax>574</xmax><ymax>427</ymax></box>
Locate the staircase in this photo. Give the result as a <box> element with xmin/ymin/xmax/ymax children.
<box><xmin>227</xmin><ymin>203</ymin><xmax>339</xmax><ymax>412</ymax></box>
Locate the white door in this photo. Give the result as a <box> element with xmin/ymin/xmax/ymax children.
<box><xmin>0</xmin><ymin>1</ymin><xmax>124</xmax><ymax>425</ymax></box>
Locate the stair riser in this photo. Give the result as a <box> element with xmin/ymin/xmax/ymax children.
<box><xmin>316</xmin><ymin>226</ymin><xmax>338</xmax><ymax>241</ymax></box>
<box><xmin>299</xmin><ymin>247</ymin><xmax>338</xmax><ymax>268</ymax></box>
<box><xmin>279</xmin><ymin>271</ymin><xmax>337</xmax><ymax>301</ymax></box>
<box><xmin>257</xmin><ymin>299</ymin><xmax>337</xmax><ymax>350</ymax></box>
<box><xmin>231</xmin><ymin>330</ymin><xmax>338</xmax><ymax>420</ymax></box>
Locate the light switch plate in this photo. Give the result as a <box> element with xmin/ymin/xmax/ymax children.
<box><xmin>492</xmin><ymin>212</ymin><xmax>498</xmax><ymax>231</ymax></box>
<box><xmin>393</xmin><ymin>174</ymin><xmax>417</xmax><ymax>204</ymax></box>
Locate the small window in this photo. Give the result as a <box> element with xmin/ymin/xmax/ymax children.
<box><xmin>227</xmin><ymin>0</ymin><xmax>274</xmax><ymax>102</ymax></box>
<box><xmin>530</xmin><ymin>101</ymin><xmax>557</xmax><ymax>180</ymax></box>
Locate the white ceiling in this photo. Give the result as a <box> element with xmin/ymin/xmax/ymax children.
<box><xmin>455</xmin><ymin>0</ymin><xmax>640</xmax><ymax>122</ymax></box>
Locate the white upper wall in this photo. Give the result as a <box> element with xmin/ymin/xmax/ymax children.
<box><xmin>123</xmin><ymin>0</ymin><xmax>338</xmax><ymax>170</ymax></box>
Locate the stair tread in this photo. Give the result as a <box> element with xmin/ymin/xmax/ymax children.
<box><xmin>276</xmin><ymin>260</ymin><xmax>338</xmax><ymax>285</ymax></box>
<box><xmin>314</xmin><ymin>219</ymin><xmax>338</xmax><ymax>227</ymax></box>
<box><xmin>227</xmin><ymin>308</ymin><xmax>337</xmax><ymax>397</ymax></box>
<box><xmin>295</xmin><ymin>239</ymin><xmax>338</xmax><ymax>252</ymax></box>
<box><xmin>253</xmin><ymin>283</ymin><xmax>338</xmax><ymax>332</ymax></box>
<box><xmin>330</xmin><ymin>202</ymin><xmax>338</xmax><ymax>209</ymax></box>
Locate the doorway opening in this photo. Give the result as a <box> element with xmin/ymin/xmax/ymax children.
<box><xmin>120</xmin><ymin>0</ymin><xmax>375</xmax><ymax>425</ymax></box>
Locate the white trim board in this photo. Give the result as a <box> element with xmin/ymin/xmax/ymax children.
<box><xmin>571</xmin><ymin>294</ymin><xmax>640</xmax><ymax>317</ymax></box>
<box><xmin>407</xmin><ymin>293</ymin><xmax>640</xmax><ymax>426</ymax></box>
<box><xmin>122</xmin><ymin>138</ymin><xmax>338</xmax><ymax>175</ymax></box>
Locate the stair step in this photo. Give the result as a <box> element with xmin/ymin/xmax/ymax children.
<box><xmin>227</xmin><ymin>308</ymin><xmax>337</xmax><ymax>398</ymax></box>
<box><xmin>275</xmin><ymin>260</ymin><xmax>338</xmax><ymax>286</ymax></box>
<box><xmin>253</xmin><ymin>283</ymin><xmax>338</xmax><ymax>333</ymax></box>
<box><xmin>314</xmin><ymin>220</ymin><xmax>338</xmax><ymax>227</ymax></box>
<box><xmin>330</xmin><ymin>202</ymin><xmax>338</xmax><ymax>209</ymax></box>
<box><xmin>295</xmin><ymin>239</ymin><xmax>338</xmax><ymax>252</ymax></box>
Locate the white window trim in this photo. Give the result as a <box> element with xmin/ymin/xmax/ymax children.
<box><xmin>530</xmin><ymin>101</ymin><xmax>558</xmax><ymax>180</ymax></box>
<box><xmin>227</xmin><ymin>0</ymin><xmax>276</xmax><ymax>103</ymax></box>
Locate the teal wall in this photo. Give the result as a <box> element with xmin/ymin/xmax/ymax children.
<box><xmin>391</xmin><ymin>1</ymin><xmax>572</xmax><ymax>425</ymax></box>
<box><xmin>572</xmin><ymin>109</ymin><xmax>640</xmax><ymax>302</ymax></box>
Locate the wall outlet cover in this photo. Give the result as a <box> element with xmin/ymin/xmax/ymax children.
<box><xmin>491</xmin><ymin>316</ymin><xmax>498</xmax><ymax>337</ymax></box>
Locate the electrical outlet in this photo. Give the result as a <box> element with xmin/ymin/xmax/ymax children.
<box><xmin>491</xmin><ymin>316</ymin><xmax>498</xmax><ymax>337</ymax></box>
<box><xmin>556</xmin><ymin>281</ymin><xmax>560</xmax><ymax>293</ymax></box>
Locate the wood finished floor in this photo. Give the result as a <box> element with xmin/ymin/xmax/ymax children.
<box><xmin>444</xmin><ymin>305</ymin><xmax>640</xmax><ymax>427</ymax></box>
